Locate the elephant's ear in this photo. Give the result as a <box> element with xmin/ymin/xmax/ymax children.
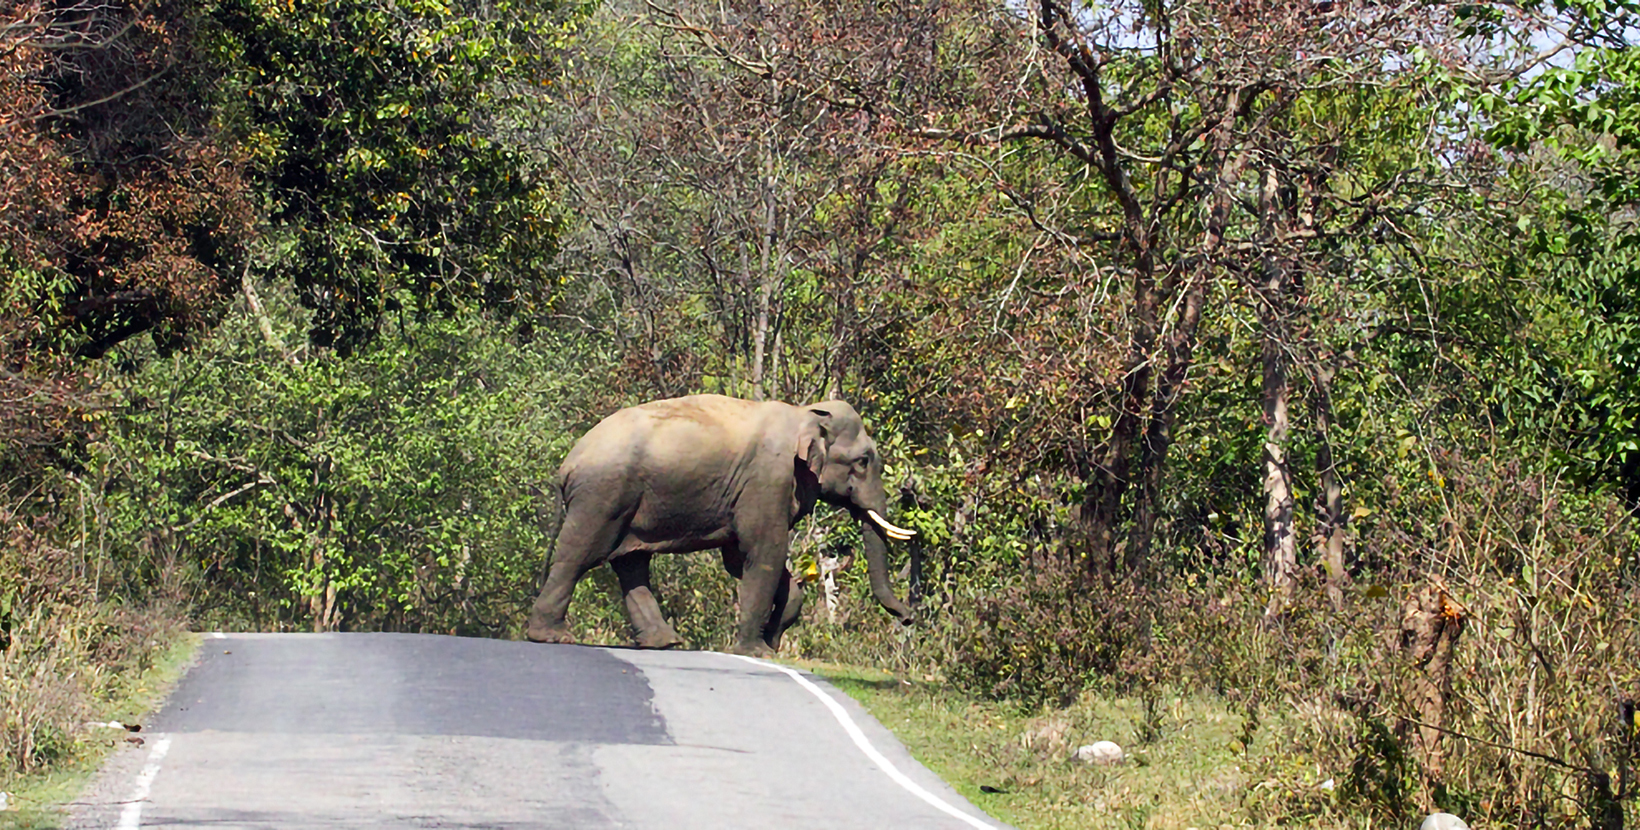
<box><xmin>795</xmin><ymin>416</ymin><xmax>827</xmax><ymax>479</ymax></box>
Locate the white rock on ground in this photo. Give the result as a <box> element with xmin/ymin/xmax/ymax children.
<box><xmin>1074</xmin><ymin>741</ymin><xmax>1124</xmax><ymax>765</ymax></box>
<box><xmin>1420</xmin><ymin>813</ymin><xmax>1469</xmax><ymax>830</ymax></box>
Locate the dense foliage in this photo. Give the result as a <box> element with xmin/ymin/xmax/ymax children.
<box><xmin>5</xmin><ymin>0</ymin><xmax>1640</xmax><ymax>824</ymax></box>
<box><xmin>95</xmin><ymin>284</ymin><xmax>600</xmax><ymax>634</ymax></box>
<box><xmin>207</xmin><ymin>0</ymin><xmax>573</xmax><ymax>351</ymax></box>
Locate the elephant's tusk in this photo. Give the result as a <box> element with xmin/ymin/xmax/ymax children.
<box><xmin>867</xmin><ymin>510</ymin><xmax>917</xmax><ymax>540</ymax></box>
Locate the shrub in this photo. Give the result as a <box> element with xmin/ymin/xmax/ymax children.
<box><xmin>95</xmin><ymin>291</ymin><xmax>614</xmax><ymax>636</ymax></box>
<box><xmin>0</xmin><ymin>498</ymin><xmax>184</xmax><ymax>778</ymax></box>
<box><xmin>941</xmin><ymin>556</ymin><xmax>1152</xmax><ymax>709</ymax></box>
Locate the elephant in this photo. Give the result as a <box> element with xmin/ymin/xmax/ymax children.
<box><xmin>525</xmin><ymin>394</ymin><xmax>918</xmax><ymax>657</ymax></box>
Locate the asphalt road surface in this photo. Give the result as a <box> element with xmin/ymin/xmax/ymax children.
<box><xmin>67</xmin><ymin>633</ymin><xmax>1004</xmax><ymax>829</ymax></box>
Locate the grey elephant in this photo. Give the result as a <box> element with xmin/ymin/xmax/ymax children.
<box><xmin>525</xmin><ymin>394</ymin><xmax>917</xmax><ymax>657</ymax></box>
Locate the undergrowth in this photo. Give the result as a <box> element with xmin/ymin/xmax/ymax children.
<box><xmin>787</xmin><ymin>456</ymin><xmax>1640</xmax><ymax>828</ymax></box>
<box><xmin>1</xmin><ymin>498</ymin><xmax>192</xmax><ymax>813</ymax></box>
<box><xmin>809</xmin><ymin>661</ymin><xmax>1347</xmax><ymax>830</ymax></box>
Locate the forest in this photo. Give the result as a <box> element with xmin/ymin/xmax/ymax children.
<box><xmin>2</xmin><ymin>0</ymin><xmax>1638</xmax><ymax>825</ymax></box>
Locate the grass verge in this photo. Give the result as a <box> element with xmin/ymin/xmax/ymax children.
<box><xmin>799</xmin><ymin>660</ymin><xmax>1359</xmax><ymax>830</ymax></box>
<box><xmin>1</xmin><ymin>631</ymin><xmax>200</xmax><ymax>830</ymax></box>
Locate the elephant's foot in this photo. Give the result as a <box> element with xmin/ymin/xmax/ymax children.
<box><xmin>764</xmin><ymin>629</ymin><xmax>790</xmax><ymax>653</ymax></box>
<box><xmin>635</xmin><ymin>628</ymin><xmax>685</xmax><ymax>650</ymax></box>
<box><xmin>726</xmin><ymin>640</ymin><xmax>776</xmax><ymax>659</ymax></box>
<box><xmin>525</xmin><ymin>623</ymin><xmax>577</xmax><ymax>644</ymax></box>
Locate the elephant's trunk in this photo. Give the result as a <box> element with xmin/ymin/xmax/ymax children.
<box><xmin>859</xmin><ymin>517</ymin><xmax>915</xmax><ymax>624</ymax></box>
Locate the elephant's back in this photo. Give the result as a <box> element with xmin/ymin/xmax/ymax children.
<box><xmin>632</xmin><ymin>394</ymin><xmax>770</xmax><ymax>424</ymax></box>
<box><xmin>559</xmin><ymin>395</ymin><xmax>792</xmax><ymax>489</ymax></box>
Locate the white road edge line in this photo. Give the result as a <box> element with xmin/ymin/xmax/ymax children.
<box><xmin>727</xmin><ymin>655</ymin><xmax>997</xmax><ymax>830</ymax></box>
<box><xmin>114</xmin><ymin>736</ymin><xmax>171</xmax><ymax>830</ymax></box>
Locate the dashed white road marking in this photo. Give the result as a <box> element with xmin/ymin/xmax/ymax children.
<box><xmin>115</xmin><ymin>736</ymin><xmax>171</xmax><ymax>830</ymax></box>
<box><xmin>727</xmin><ymin>655</ymin><xmax>997</xmax><ymax>830</ymax></box>
<box><xmin>210</xmin><ymin>632</ymin><xmax>226</xmax><ymax>639</ymax></box>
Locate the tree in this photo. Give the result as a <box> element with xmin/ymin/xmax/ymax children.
<box><xmin>546</xmin><ymin>0</ymin><xmax>946</xmax><ymax>403</ymax></box>
<box><xmin>0</xmin><ymin>0</ymin><xmax>257</xmax><ymax>359</ymax></box>
<box><xmin>1484</xmin><ymin>0</ymin><xmax>1640</xmax><ymax>502</ymax></box>
<box><xmin>98</xmin><ymin>282</ymin><xmax>600</xmax><ymax>633</ymax></box>
<box><xmin>207</xmin><ymin>0</ymin><xmax>575</xmax><ymax>352</ymax></box>
<box><xmin>609</xmin><ymin>0</ymin><xmax>1493</xmax><ymax>601</ymax></box>
<box><xmin>905</xmin><ymin>0</ymin><xmax>1474</xmax><ymax>592</ymax></box>
<box><xmin>1</xmin><ymin>0</ymin><xmax>579</xmax><ymax>363</ymax></box>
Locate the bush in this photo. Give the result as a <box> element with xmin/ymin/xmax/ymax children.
<box><xmin>944</xmin><ymin>557</ymin><xmax>1151</xmax><ymax>709</ymax></box>
<box><xmin>1223</xmin><ymin>455</ymin><xmax>1639</xmax><ymax>826</ymax></box>
<box><xmin>0</xmin><ymin>498</ymin><xmax>184</xmax><ymax>778</ymax></box>
<box><xmin>94</xmin><ymin>287</ymin><xmax>616</xmax><ymax>636</ymax></box>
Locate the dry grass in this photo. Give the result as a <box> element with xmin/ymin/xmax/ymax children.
<box><xmin>0</xmin><ymin>618</ymin><xmax>196</xmax><ymax>827</ymax></box>
<box><xmin>1</xmin><ymin>601</ymin><xmax>186</xmax><ymax>775</ymax></box>
<box><xmin>1</xmin><ymin>490</ymin><xmax>195</xmax><ymax>827</ymax></box>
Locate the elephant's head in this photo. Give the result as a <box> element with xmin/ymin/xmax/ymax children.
<box><xmin>796</xmin><ymin>400</ymin><xmax>916</xmax><ymax>624</ymax></box>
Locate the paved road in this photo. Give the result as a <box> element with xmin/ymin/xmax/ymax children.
<box><xmin>68</xmin><ymin>633</ymin><xmax>1003</xmax><ymax>829</ymax></box>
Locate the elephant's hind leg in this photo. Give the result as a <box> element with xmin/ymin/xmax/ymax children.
<box><xmin>527</xmin><ymin>507</ymin><xmax>627</xmax><ymax>644</ymax></box>
<box><xmin>611</xmin><ymin>552</ymin><xmax>684</xmax><ymax>649</ymax></box>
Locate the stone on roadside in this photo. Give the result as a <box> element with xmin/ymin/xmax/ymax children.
<box><xmin>1420</xmin><ymin>813</ymin><xmax>1469</xmax><ymax>830</ymax></box>
<box><xmin>1074</xmin><ymin>740</ymin><xmax>1124</xmax><ymax>765</ymax></box>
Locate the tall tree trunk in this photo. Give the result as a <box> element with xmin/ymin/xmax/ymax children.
<box><xmin>750</xmin><ymin>177</ymin><xmax>774</xmax><ymax>400</ymax></box>
<box><xmin>1082</xmin><ymin>355</ymin><xmax>1147</xmax><ymax>584</ymax></box>
<box><xmin>1077</xmin><ymin>158</ymin><xmax>1162</xmax><ymax>584</ymax></box>
<box><xmin>1081</xmin><ymin>261</ymin><xmax>1159</xmax><ymax>584</ymax></box>
<box><xmin>1034</xmin><ymin>0</ymin><xmax>1163</xmax><ymax>587</ymax></box>
<box><xmin>242</xmin><ymin>272</ymin><xmax>297</xmax><ymax>367</ymax></box>
<box><xmin>1125</xmin><ymin>94</ymin><xmax>1266</xmax><ymax>579</ymax></box>
<box><xmin>1259</xmin><ymin>167</ymin><xmax>1297</xmax><ymax>618</ymax></box>
<box><xmin>308</xmin><ymin>402</ymin><xmax>335</xmax><ymax>632</ymax></box>
<box><xmin>1130</xmin><ymin>275</ymin><xmax>1207</xmax><ymax>576</ymax></box>
<box><xmin>309</xmin><ymin>455</ymin><xmax>333</xmax><ymax>632</ymax></box>
<box><xmin>1261</xmin><ymin>333</ymin><xmax>1295</xmax><ymax>615</ymax></box>
<box><xmin>769</xmin><ymin>324</ymin><xmax>783</xmax><ymax>403</ymax></box>
<box><xmin>751</xmin><ymin>95</ymin><xmax>779</xmax><ymax>401</ymax></box>
<box><xmin>1299</xmin><ymin>149</ymin><xmax>1346</xmax><ymax>610</ymax></box>
<box><xmin>1033</xmin><ymin>15</ymin><xmax>1279</xmax><ymax>589</ymax></box>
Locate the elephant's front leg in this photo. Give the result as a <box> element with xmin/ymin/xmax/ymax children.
<box><xmin>727</xmin><ymin>535</ymin><xmax>789</xmax><ymax>658</ymax></box>
<box><xmin>610</xmin><ymin>552</ymin><xmax>684</xmax><ymax>649</ymax></box>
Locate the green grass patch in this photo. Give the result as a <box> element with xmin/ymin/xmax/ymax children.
<box><xmin>1</xmin><ymin>632</ymin><xmax>200</xmax><ymax>830</ymax></box>
<box><xmin>799</xmin><ymin>660</ymin><xmax>1356</xmax><ymax>830</ymax></box>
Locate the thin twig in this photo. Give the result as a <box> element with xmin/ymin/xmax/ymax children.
<box><xmin>1398</xmin><ymin>715</ymin><xmax>1595</xmax><ymax>773</ymax></box>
